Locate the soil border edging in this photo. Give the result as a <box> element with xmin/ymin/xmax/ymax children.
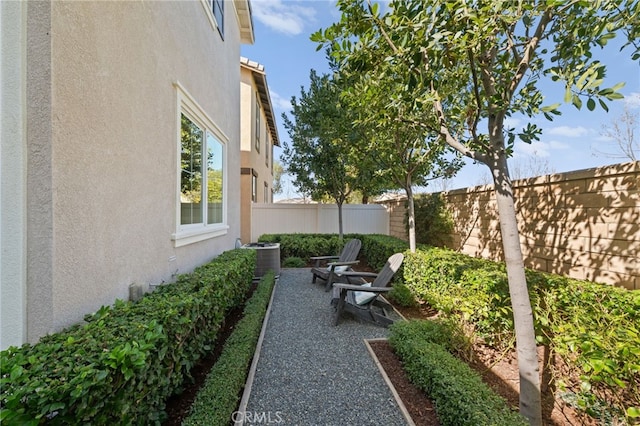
<box><xmin>234</xmin><ymin>277</ymin><xmax>279</xmax><ymax>425</ymax></box>
<box><xmin>365</xmin><ymin>338</ymin><xmax>417</xmax><ymax>426</ymax></box>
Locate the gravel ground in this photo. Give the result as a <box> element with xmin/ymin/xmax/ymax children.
<box><xmin>242</xmin><ymin>268</ymin><xmax>408</xmax><ymax>426</ymax></box>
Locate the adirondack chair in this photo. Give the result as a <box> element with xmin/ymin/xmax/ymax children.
<box><xmin>331</xmin><ymin>253</ymin><xmax>404</xmax><ymax>327</ymax></box>
<box><xmin>310</xmin><ymin>238</ymin><xmax>361</xmax><ymax>291</ymax></box>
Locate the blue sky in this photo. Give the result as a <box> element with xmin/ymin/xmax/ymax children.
<box><xmin>241</xmin><ymin>0</ymin><xmax>640</xmax><ymax>198</ymax></box>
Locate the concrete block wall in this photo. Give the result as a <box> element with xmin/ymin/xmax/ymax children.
<box><xmin>378</xmin><ymin>161</ymin><xmax>639</xmax><ymax>289</ymax></box>
<box><xmin>382</xmin><ymin>198</ymin><xmax>407</xmax><ymax>241</ymax></box>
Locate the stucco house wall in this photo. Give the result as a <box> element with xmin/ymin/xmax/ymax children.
<box><xmin>1</xmin><ymin>0</ymin><xmax>254</xmax><ymax>348</ymax></box>
<box><xmin>239</xmin><ymin>58</ymin><xmax>279</xmax><ymax>243</ymax></box>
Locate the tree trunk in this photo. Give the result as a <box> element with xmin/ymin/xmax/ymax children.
<box><xmin>337</xmin><ymin>201</ymin><xmax>344</xmax><ymax>240</ymax></box>
<box><xmin>405</xmin><ymin>178</ymin><xmax>417</xmax><ymax>253</ymax></box>
<box><xmin>491</xmin><ymin>159</ymin><xmax>542</xmax><ymax>426</ymax></box>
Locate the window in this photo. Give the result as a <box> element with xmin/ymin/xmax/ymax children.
<box><xmin>266</xmin><ymin>135</ymin><xmax>270</xmax><ymax>167</ymax></box>
<box><xmin>255</xmin><ymin>95</ymin><xmax>261</xmax><ymax>152</ymax></box>
<box><xmin>251</xmin><ymin>171</ymin><xmax>257</xmax><ymax>202</ymax></box>
<box><xmin>209</xmin><ymin>0</ymin><xmax>224</xmax><ymax>37</ymax></box>
<box><xmin>180</xmin><ymin>114</ymin><xmax>204</xmax><ymax>225</ymax></box>
<box><xmin>174</xmin><ymin>83</ymin><xmax>228</xmax><ymax>246</ymax></box>
<box><xmin>202</xmin><ymin>0</ymin><xmax>223</xmax><ymax>38</ymax></box>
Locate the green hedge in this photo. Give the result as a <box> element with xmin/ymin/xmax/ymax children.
<box><xmin>358</xmin><ymin>234</ymin><xmax>409</xmax><ymax>270</ymax></box>
<box><xmin>258</xmin><ymin>233</ymin><xmax>344</xmax><ymax>261</ymax></box>
<box><xmin>389</xmin><ymin>320</ymin><xmax>527</xmax><ymax>426</ymax></box>
<box><xmin>183</xmin><ymin>271</ymin><xmax>276</xmax><ymax>426</ymax></box>
<box><xmin>258</xmin><ymin>233</ymin><xmax>408</xmax><ymax>271</ymax></box>
<box><xmin>0</xmin><ymin>249</ymin><xmax>256</xmax><ymax>425</ymax></box>
<box><xmin>403</xmin><ymin>246</ymin><xmax>640</xmax><ymax>422</ymax></box>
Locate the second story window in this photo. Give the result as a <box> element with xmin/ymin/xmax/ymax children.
<box><xmin>251</xmin><ymin>172</ymin><xmax>257</xmax><ymax>202</ymax></box>
<box><xmin>266</xmin><ymin>135</ymin><xmax>270</xmax><ymax>167</ymax></box>
<box><xmin>255</xmin><ymin>95</ymin><xmax>261</xmax><ymax>152</ymax></box>
<box><xmin>209</xmin><ymin>0</ymin><xmax>224</xmax><ymax>38</ymax></box>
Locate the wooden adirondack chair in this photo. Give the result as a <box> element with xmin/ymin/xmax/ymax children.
<box><xmin>331</xmin><ymin>253</ymin><xmax>404</xmax><ymax>327</ymax></box>
<box><xmin>310</xmin><ymin>239</ymin><xmax>361</xmax><ymax>291</ymax></box>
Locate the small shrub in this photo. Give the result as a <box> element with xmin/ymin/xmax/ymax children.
<box><xmin>282</xmin><ymin>256</ymin><xmax>306</xmax><ymax>268</ymax></box>
<box><xmin>387</xmin><ymin>284</ymin><xmax>418</xmax><ymax>308</ymax></box>
<box><xmin>389</xmin><ymin>320</ymin><xmax>526</xmax><ymax>426</ymax></box>
<box><xmin>390</xmin><ymin>318</ymin><xmax>471</xmax><ymax>361</ymax></box>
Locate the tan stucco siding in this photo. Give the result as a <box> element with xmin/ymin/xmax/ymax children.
<box><xmin>239</xmin><ymin>65</ymin><xmax>275</xmax><ymax>242</ymax></box>
<box><xmin>35</xmin><ymin>1</ymin><xmax>244</xmax><ymax>337</ymax></box>
<box><xmin>240</xmin><ymin>68</ymin><xmax>254</xmax><ymax>152</ymax></box>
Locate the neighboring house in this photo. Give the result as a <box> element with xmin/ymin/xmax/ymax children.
<box><xmin>0</xmin><ymin>0</ymin><xmax>254</xmax><ymax>349</ymax></box>
<box><xmin>239</xmin><ymin>57</ymin><xmax>280</xmax><ymax>243</ymax></box>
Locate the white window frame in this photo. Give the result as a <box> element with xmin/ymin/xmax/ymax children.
<box><xmin>200</xmin><ymin>0</ymin><xmax>223</xmax><ymax>38</ymax></box>
<box><xmin>173</xmin><ymin>82</ymin><xmax>229</xmax><ymax>247</ymax></box>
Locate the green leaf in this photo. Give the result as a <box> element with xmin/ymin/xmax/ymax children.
<box><xmin>10</xmin><ymin>365</ymin><xmax>23</xmax><ymax>380</ymax></box>
<box><xmin>598</xmin><ymin>98</ymin><xmax>609</xmax><ymax>112</ymax></box>
<box><xmin>48</xmin><ymin>402</ymin><xmax>66</xmax><ymax>412</ymax></box>
<box><xmin>627</xmin><ymin>406</ymin><xmax>640</xmax><ymax>418</ymax></box>
<box><xmin>611</xmin><ymin>81</ymin><xmax>626</xmax><ymax>92</ymax></box>
<box><xmin>606</xmin><ymin>92</ymin><xmax>624</xmax><ymax>100</ymax></box>
<box><xmin>541</xmin><ymin>103</ymin><xmax>561</xmax><ymax>112</ymax></box>
<box><xmin>564</xmin><ymin>85</ymin><xmax>572</xmax><ymax>103</ymax></box>
<box><xmin>370</xmin><ymin>1</ymin><xmax>379</xmax><ymax>16</ymax></box>
<box><xmin>572</xmin><ymin>94</ymin><xmax>583</xmax><ymax>110</ymax></box>
<box><xmin>587</xmin><ymin>98</ymin><xmax>596</xmax><ymax>111</ymax></box>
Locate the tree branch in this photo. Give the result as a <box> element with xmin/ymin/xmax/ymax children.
<box><xmin>467</xmin><ymin>48</ymin><xmax>482</xmax><ymax>143</ymax></box>
<box><xmin>366</xmin><ymin>0</ymin><xmax>400</xmax><ymax>55</ymax></box>
<box><xmin>432</xmin><ymin>89</ymin><xmax>490</xmax><ymax>165</ymax></box>
<box><xmin>506</xmin><ymin>8</ymin><xmax>554</xmax><ymax>103</ymax></box>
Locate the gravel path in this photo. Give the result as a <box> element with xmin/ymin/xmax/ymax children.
<box><xmin>241</xmin><ymin>268</ymin><xmax>407</xmax><ymax>426</ymax></box>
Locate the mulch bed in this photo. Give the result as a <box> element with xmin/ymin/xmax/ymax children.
<box><xmin>162</xmin><ymin>283</ymin><xmax>256</xmax><ymax>426</ymax></box>
<box><xmin>368</xmin><ymin>340</ymin><xmax>440</xmax><ymax>426</ymax></box>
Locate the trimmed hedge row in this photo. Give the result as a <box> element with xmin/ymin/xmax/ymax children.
<box><xmin>389</xmin><ymin>320</ymin><xmax>527</xmax><ymax>426</ymax></box>
<box><xmin>258</xmin><ymin>233</ymin><xmax>343</xmax><ymax>261</ymax></box>
<box><xmin>183</xmin><ymin>271</ymin><xmax>276</xmax><ymax>426</ymax></box>
<box><xmin>403</xmin><ymin>246</ymin><xmax>640</xmax><ymax>422</ymax></box>
<box><xmin>258</xmin><ymin>233</ymin><xmax>408</xmax><ymax>271</ymax></box>
<box><xmin>0</xmin><ymin>249</ymin><xmax>256</xmax><ymax>425</ymax></box>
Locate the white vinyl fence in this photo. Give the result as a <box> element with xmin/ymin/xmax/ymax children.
<box><xmin>250</xmin><ymin>203</ymin><xmax>389</xmax><ymax>242</ymax></box>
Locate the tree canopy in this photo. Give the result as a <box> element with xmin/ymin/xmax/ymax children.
<box><xmin>314</xmin><ymin>1</ymin><xmax>639</xmax><ymax>424</ymax></box>
<box><xmin>281</xmin><ymin>70</ymin><xmax>389</xmax><ymax>236</ymax></box>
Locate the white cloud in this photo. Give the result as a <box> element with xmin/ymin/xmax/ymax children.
<box><xmin>269</xmin><ymin>90</ymin><xmax>292</xmax><ymax>111</ymax></box>
<box><xmin>624</xmin><ymin>92</ymin><xmax>640</xmax><ymax>109</ymax></box>
<box><xmin>251</xmin><ymin>0</ymin><xmax>317</xmax><ymax>36</ymax></box>
<box><xmin>503</xmin><ymin>117</ymin><xmax>522</xmax><ymax>129</ymax></box>
<box><xmin>547</xmin><ymin>125</ymin><xmax>590</xmax><ymax>138</ymax></box>
<box><xmin>549</xmin><ymin>140</ymin><xmax>570</xmax><ymax>150</ymax></box>
<box><xmin>516</xmin><ymin>139</ymin><xmax>569</xmax><ymax>158</ymax></box>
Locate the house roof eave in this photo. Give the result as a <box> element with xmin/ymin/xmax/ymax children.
<box><xmin>234</xmin><ymin>0</ymin><xmax>254</xmax><ymax>44</ymax></box>
<box><xmin>240</xmin><ymin>57</ymin><xmax>281</xmax><ymax>146</ymax></box>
